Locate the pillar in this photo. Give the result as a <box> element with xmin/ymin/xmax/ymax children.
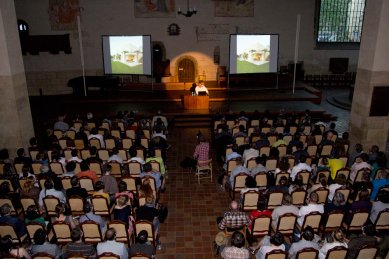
<box><xmin>349</xmin><ymin>0</ymin><xmax>389</xmax><ymax>153</ymax></box>
<box><xmin>0</xmin><ymin>0</ymin><xmax>34</xmax><ymax>156</ymax></box>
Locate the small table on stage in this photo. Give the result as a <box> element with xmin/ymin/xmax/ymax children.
<box><xmin>183</xmin><ymin>95</ymin><xmax>209</xmax><ymax>110</ymax></box>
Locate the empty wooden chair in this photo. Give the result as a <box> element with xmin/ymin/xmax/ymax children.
<box><xmin>271</xmin><ymin>213</ymin><xmax>297</xmax><ymax>238</ymax></box>
<box><xmin>354</xmin><ymin>245</ymin><xmax>378</xmax><ymax>259</ymax></box>
<box><xmin>196</xmin><ymin>159</ymin><xmax>213</xmax><ymax>184</ymax></box>
<box><xmin>267</xmin><ymin>191</ymin><xmax>284</xmax><ymax>209</ymax></box>
<box><xmin>295</xmin><ymin>247</ymin><xmax>319</xmax><ymax>259</ymax></box>
<box><xmin>42</xmin><ymin>195</ymin><xmax>60</xmax><ymax>217</ymax></box>
<box><xmin>374</xmin><ymin>208</ymin><xmax>389</xmax><ymax>232</ymax></box>
<box><xmin>80</xmin><ymin>220</ymin><xmax>102</xmax><ymax>244</ymax></box>
<box><xmin>241</xmin><ymin>190</ymin><xmax>260</xmax><ymax>211</ymax></box>
<box><xmin>247</xmin><ymin>215</ymin><xmax>271</xmax><ymax>241</ymax></box>
<box><xmin>230</xmin><ymin>173</ymin><xmax>249</xmax><ymax>199</ymax></box>
<box><xmin>342</xmin><ymin>210</ymin><xmax>369</xmax><ymax>233</ymax></box>
<box><xmin>107</xmin><ymin>220</ymin><xmax>130</xmax><ymax>245</ymax></box>
<box><xmin>68</xmin><ymin>196</ymin><xmax>85</xmax><ymax>216</ymax></box>
<box><xmin>51</xmin><ymin>221</ymin><xmax>72</xmax><ymax>245</ymax></box>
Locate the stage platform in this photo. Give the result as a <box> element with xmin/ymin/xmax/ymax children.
<box><xmin>30</xmin><ymin>81</ymin><xmax>338</xmax><ymax>133</ymax></box>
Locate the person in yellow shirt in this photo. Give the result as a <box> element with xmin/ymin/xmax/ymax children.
<box><xmin>93</xmin><ymin>181</ymin><xmax>111</xmax><ymax>206</ymax></box>
<box><xmin>327</xmin><ymin>155</ymin><xmax>344</xmax><ymax>180</ymax></box>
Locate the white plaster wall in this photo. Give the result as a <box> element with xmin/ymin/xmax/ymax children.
<box><xmin>14</xmin><ymin>0</ymin><xmax>360</xmax><ymax>94</ymax></box>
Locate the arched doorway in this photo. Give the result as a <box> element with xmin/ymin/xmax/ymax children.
<box><xmin>178</xmin><ymin>58</ymin><xmax>195</xmax><ymax>83</ymax></box>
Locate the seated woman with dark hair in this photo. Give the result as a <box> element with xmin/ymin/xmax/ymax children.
<box><xmin>51</xmin><ymin>203</ymin><xmax>78</xmax><ymax>229</ymax></box>
<box><xmin>0</xmin><ymin>235</ymin><xmax>31</xmax><ymax>259</ymax></box>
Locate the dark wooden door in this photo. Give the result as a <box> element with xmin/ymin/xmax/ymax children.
<box><xmin>178</xmin><ymin>58</ymin><xmax>195</xmax><ymax>83</ymax></box>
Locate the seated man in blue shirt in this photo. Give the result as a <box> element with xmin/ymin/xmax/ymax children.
<box><xmin>0</xmin><ymin>203</ymin><xmax>26</xmax><ymax>237</ymax></box>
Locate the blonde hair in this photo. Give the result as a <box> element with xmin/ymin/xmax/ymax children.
<box><xmin>22</xmin><ymin>177</ymin><xmax>35</xmax><ymax>193</ymax></box>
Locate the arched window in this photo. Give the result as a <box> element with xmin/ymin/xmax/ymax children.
<box><xmin>17</xmin><ymin>19</ymin><xmax>29</xmax><ymax>36</ymax></box>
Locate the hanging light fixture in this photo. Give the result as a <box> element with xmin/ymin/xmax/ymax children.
<box><xmin>177</xmin><ymin>0</ymin><xmax>197</xmax><ymax>17</ymax></box>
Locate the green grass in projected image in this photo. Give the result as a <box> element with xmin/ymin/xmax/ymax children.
<box><xmin>111</xmin><ymin>61</ymin><xmax>143</xmax><ymax>74</ymax></box>
<box><xmin>237</xmin><ymin>60</ymin><xmax>269</xmax><ymax>73</ymax></box>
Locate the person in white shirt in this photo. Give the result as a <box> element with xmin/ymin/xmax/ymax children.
<box><xmin>97</xmin><ymin>228</ymin><xmax>128</xmax><ymax>259</ymax></box>
<box><xmin>38</xmin><ymin>179</ymin><xmax>66</xmax><ymax>208</ymax></box>
<box><xmin>350</xmin><ymin>153</ymin><xmax>371</xmax><ymax>183</ymax></box>
<box><xmin>255</xmin><ymin>232</ymin><xmax>286</xmax><ymax>259</ymax></box>
<box><xmin>318</xmin><ymin>228</ymin><xmax>348</xmax><ymax>259</ymax></box>
<box><xmin>229</xmin><ymin>157</ymin><xmax>250</xmax><ymax>187</ymax></box>
<box><xmin>68</xmin><ymin>149</ymin><xmax>83</xmax><ymax>163</ymax></box>
<box><xmin>88</xmin><ymin>128</ymin><xmax>105</xmax><ymax>148</ymax></box>
<box><xmin>297</xmin><ymin>192</ymin><xmax>324</xmax><ymax>226</ymax></box>
<box><xmin>195</xmin><ymin>80</ymin><xmax>209</xmax><ymax>95</ymax></box>
<box><xmin>107</xmin><ymin>147</ymin><xmax>123</xmax><ymax>164</ymax></box>
<box><xmin>327</xmin><ymin>174</ymin><xmax>347</xmax><ymax>201</ymax></box>
<box><xmin>290</xmin><ymin>155</ymin><xmax>312</xmax><ymax>181</ymax></box>
<box><xmin>127</xmin><ymin>148</ymin><xmax>145</xmax><ymax>165</ymax></box>
<box><xmin>242</xmin><ymin>143</ymin><xmax>259</xmax><ymax>167</ymax></box>
<box><xmin>151</xmin><ymin>110</ymin><xmax>168</xmax><ymax>128</ymax></box>
<box><xmin>271</xmin><ymin>194</ymin><xmax>299</xmax><ymax>230</ymax></box>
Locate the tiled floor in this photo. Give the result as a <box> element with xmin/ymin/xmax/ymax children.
<box><xmin>144</xmin><ymin>87</ymin><xmax>352</xmax><ymax>258</ymax></box>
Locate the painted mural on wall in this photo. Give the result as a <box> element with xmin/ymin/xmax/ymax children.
<box><xmin>215</xmin><ymin>0</ymin><xmax>254</xmax><ymax>17</ymax></box>
<box><xmin>49</xmin><ymin>0</ymin><xmax>80</xmax><ymax>30</ymax></box>
<box><xmin>134</xmin><ymin>0</ymin><xmax>175</xmax><ymax>18</ymax></box>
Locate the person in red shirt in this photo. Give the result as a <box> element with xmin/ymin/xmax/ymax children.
<box><xmin>76</xmin><ymin>161</ymin><xmax>98</xmax><ymax>183</ymax></box>
<box><xmin>193</xmin><ymin>135</ymin><xmax>210</xmax><ymax>166</ymax></box>
<box><xmin>247</xmin><ymin>196</ymin><xmax>272</xmax><ymax>231</ymax></box>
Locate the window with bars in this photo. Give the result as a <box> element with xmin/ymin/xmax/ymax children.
<box><xmin>316</xmin><ymin>0</ymin><xmax>366</xmax><ymax>43</ymax></box>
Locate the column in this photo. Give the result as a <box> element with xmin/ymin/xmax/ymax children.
<box><xmin>349</xmin><ymin>0</ymin><xmax>389</xmax><ymax>152</ymax></box>
<box><xmin>0</xmin><ymin>0</ymin><xmax>34</xmax><ymax>156</ymax></box>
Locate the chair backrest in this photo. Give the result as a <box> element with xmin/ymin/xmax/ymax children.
<box><xmin>246</xmin><ymin>157</ymin><xmax>257</xmax><ymax>170</ymax></box>
<box><xmin>267</xmin><ymin>135</ymin><xmax>277</xmax><ymax>146</ymax></box>
<box><xmin>79</xmin><ymin>177</ymin><xmax>94</xmax><ymax>193</ymax></box>
<box><xmin>49</xmin><ymin>161</ymin><xmax>64</xmax><ymax>175</ymax></box>
<box><xmin>121</xmin><ymin>176</ymin><xmax>138</xmax><ymax>193</ymax></box>
<box><xmin>320</xmin><ymin>145</ymin><xmax>333</xmax><ymax>156</ymax></box>
<box><xmin>32</xmin><ymin>252</ymin><xmax>55</xmax><ymax>259</ymax></box>
<box><xmin>107</xmin><ymin>161</ymin><xmax>122</xmax><ymax>178</ymax></box>
<box><xmin>80</xmin><ymin>149</ymin><xmax>91</xmax><ymax>160</ymax></box>
<box><xmin>148</xmin><ymin>160</ymin><xmax>161</xmax><ymax>173</ymax></box>
<box><xmin>97</xmin><ymin>149</ymin><xmax>109</xmax><ymax>162</ymax></box>
<box><xmin>80</xmin><ymin>220</ymin><xmax>102</xmax><ymax>243</ymax></box>
<box><xmin>66</xmin><ymin>130</ymin><xmax>77</xmax><ymax>139</ymax></box>
<box><xmin>313</xmin><ymin>187</ymin><xmax>329</xmax><ymax>204</ymax></box>
<box><xmin>232</xmin><ymin>173</ymin><xmax>248</xmax><ymax>194</ymax></box>
<box><xmin>260</xmin><ymin>146</ymin><xmax>271</xmax><ymax>157</ymax></box>
<box><xmin>89</xmin><ymin>162</ymin><xmax>102</xmax><ymax>177</ymax></box>
<box><xmin>296</xmin><ymin>170</ymin><xmax>311</xmax><ymax>185</ymax></box>
<box><xmin>31</xmin><ymin>162</ymin><xmax>43</xmax><ymax>175</ymax></box>
<box><xmin>74</xmin><ymin>139</ymin><xmax>85</xmax><ymax>150</ymax></box>
<box><xmin>291</xmin><ymin>188</ymin><xmax>307</xmax><ymax>207</ymax></box>
<box><xmin>0</xmin><ymin>223</ymin><xmax>23</xmax><ymax>244</ymax></box>
<box><xmin>315</xmin><ymin>170</ymin><xmax>330</xmax><ymax>183</ymax></box>
<box><xmin>13</xmin><ymin>163</ymin><xmax>24</xmax><ymax>173</ymax></box>
<box><xmin>265</xmin><ymin>249</ymin><xmax>287</xmax><ymax>259</ymax></box>
<box><xmin>249</xmin><ymin>215</ymin><xmax>271</xmax><ymax>238</ymax></box>
<box><xmin>43</xmin><ymin>195</ymin><xmax>60</xmax><ymax>217</ymax></box>
<box><xmin>129</xmin><ymin>253</ymin><xmax>152</xmax><ymax>259</ymax></box>
<box><xmin>107</xmin><ymin>220</ymin><xmax>129</xmax><ymax>244</ymax></box>
<box><xmin>68</xmin><ymin>196</ymin><xmax>85</xmax><ymax>216</ymax></box>
<box><xmin>26</xmin><ymin>222</ymin><xmax>46</xmax><ymax>243</ymax></box>
<box><xmin>127</xmin><ymin>161</ymin><xmax>142</xmax><ymax>177</ymax></box>
<box><xmin>91</xmin><ymin>195</ymin><xmax>111</xmax><ymax>217</ymax></box>
<box><xmin>89</xmin><ymin>138</ymin><xmax>102</xmax><ymax>149</ymax></box>
<box><xmin>275</xmin><ymin>172</ymin><xmax>290</xmax><ymax>186</ymax></box>
<box><xmin>346</xmin><ymin>210</ymin><xmax>369</xmax><ymax>231</ymax></box>
<box><xmin>52</xmin><ymin>221</ymin><xmax>72</xmax><ymax>244</ymax></box>
<box><xmin>97</xmin><ymin>252</ymin><xmax>120</xmax><ymax>259</ymax></box>
<box><xmin>226</xmin><ymin>158</ymin><xmax>238</xmax><ymax>176</ymax></box>
<box><xmin>354</xmin><ymin>168</ymin><xmax>371</xmax><ymax>183</ymax></box>
<box><xmin>235</xmin><ymin>136</ymin><xmax>245</xmax><ymax>146</ymax></box>
<box><xmin>314</xmin><ymin>135</ymin><xmax>323</xmax><ymax>145</ymax></box>
<box><xmin>242</xmin><ymin>190</ymin><xmax>260</xmax><ymax>211</ymax></box>
<box><xmin>267</xmin><ymin>191</ymin><xmax>284</xmax><ymax>209</ymax></box>
<box><xmin>105</xmin><ymin>139</ymin><xmax>116</xmax><ymax>150</ymax></box>
<box><xmin>61</xmin><ymin>176</ymin><xmax>72</xmax><ymax>190</ymax></box>
<box><xmin>275</xmin><ymin>213</ymin><xmax>297</xmax><ymax>236</ymax></box>
<box><xmin>335</xmin><ymin>168</ymin><xmax>350</xmax><ymax>182</ymax></box>
<box><xmin>307</xmin><ymin>145</ymin><xmax>318</xmax><ymax>157</ymax></box>
<box><xmin>126</xmin><ymin>129</ymin><xmax>136</xmax><ymax>139</ymax></box>
<box><xmin>354</xmin><ymin>245</ymin><xmax>378</xmax><ymax>259</ymax></box>
<box><xmin>20</xmin><ymin>197</ymin><xmax>38</xmax><ymax>213</ymax></box>
<box><xmin>295</xmin><ymin>247</ymin><xmax>319</xmax><ymax>259</ymax></box>
<box><xmin>277</xmin><ymin>145</ymin><xmax>287</xmax><ymax>157</ymax></box>
<box><xmin>254</xmin><ymin>172</ymin><xmax>268</xmax><ymax>189</ymax></box>
<box><xmin>140</xmin><ymin>138</ymin><xmax>149</xmax><ymax>149</ymax></box>
<box><xmin>338</xmin><ymin>156</ymin><xmax>349</xmax><ymax>167</ymax></box>
<box><xmin>122</xmin><ymin>138</ymin><xmax>133</xmax><ymax>150</ymax></box>
<box><xmin>111</xmin><ymin>129</ymin><xmax>121</xmax><ymax>139</ymax></box>
<box><xmin>136</xmin><ymin>148</ymin><xmax>145</xmax><ymax>160</ymax></box>
<box><xmin>117</xmin><ymin>149</ymin><xmax>128</xmax><ymax>161</ymax></box>
<box><xmin>375</xmin><ymin>208</ymin><xmax>389</xmax><ymax>231</ymax></box>
<box><xmin>325</xmin><ymin>246</ymin><xmax>348</xmax><ymax>259</ymax></box>
<box><xmin>301</xmin><ymin>211</ymin><xmax>322</xmax><ymax>232</ymax></box>
<box><xmin>266</xmin><ymin>158</ymin><xmax>278</xmax><ymax>171</ymax></box>
<box><xmin>323</xmin><ymin>210</ymin><xmax>345</xmax><ymax>234</ymax></box>
<box><xmin>53</xmin><ymin>129</ymin><xmax>64</xmax><ymax>139</ymax></box>
<box><xmin>67</xmin><ymin>255</ymin><xmax>88</xmax><ymax>259</ymax></box>
<box><xmin>134</xmin><ymin>220</ymin><xmax>155</xmax><ymax>246</ymax></box>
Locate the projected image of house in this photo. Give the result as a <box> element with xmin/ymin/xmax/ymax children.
<box><xmin>236</xmin><ymin>35</ymin><xmax>271</xmax><ymax>73</ymax></box>
<box><xmin>109</xmin><ymin>36</ymin><xmax>144</xmax><ymax>74</ymax></box>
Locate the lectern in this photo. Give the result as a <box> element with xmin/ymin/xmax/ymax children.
<box><xmin>183</xmin><ymin>95</ymin><xmax>209</xmax><ymax>110</ymax></box>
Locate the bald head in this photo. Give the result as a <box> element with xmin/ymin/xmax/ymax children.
<box><xmin>230</xmin><ymin>201</ymin><xmax>239</xmax><ymax>210</ymax></box>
